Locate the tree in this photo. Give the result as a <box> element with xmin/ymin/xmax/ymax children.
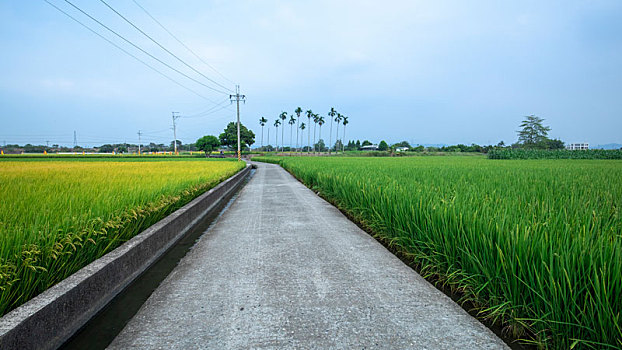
<box><xmin>328</xmin><ymin>107</ymin><xmax>337</xmax><ymax>154</ymax></box>
<box><xmin>393</xmin><ymin>141</ymin><xmax>411</xmax><ymax>148</ymax></box>
<box><xmin>299</xmin><ymin>122</ymin><xmax>306</xmax><ymax>154</ymax></box>
<box><xmin>259</xmin><ymin>117</ymin><xmax>267</xmax><ymax>150</ymax></box>
<box><xmin>170</xmin><ymin>140</ymin><xmax>182</xmax><ymax>151</ymax></box>
<box><xmin>317</xmin><ymin>115</ymin><xmax>325</xmax><ymax>154</ymax></box>
<box><xmin>273</xmin><ymin>119</ymin><xmax>281</xmax><ymax>152</ymax></box>
<box><xmin>279</xmin><ymin>112</ymin><xmax>287</xmax><ymax>153</ymax></box>
<box><xmin>219</xmin><ymin>122</ymin><xmax>255</xmax><ymax>149</ymax></box>
<box><xmin>517</xmin><ymin>115</ymin><xmax>551</xmax><ymax>147</ymax></box>
<box><xmin>288</xmin><ymin>114</ymin><xmax>296</xmax><ymax>156</ymax></box>
<box><xmin>362</xmin><ymin>140</ymin><xmax>372</xmax><ymax>147</ymax></box>
<box><xmin>313</xmin><ymin>113</ymin><xmax>319</xmax><ymax>154</ymax></box>
<box><xmin>378</xmin><ymin>140</ymin><xmax>389</xmax><ymax>151</ymax></box>
<box><xmin>335</xmin><ymin>113</ymin><xmax>343</xmax><ymax>153</ymax></box>
<box><xmin>294</xmin><ymin>107</ymin><xmax>302</xmax><ymax>152</ymax></box>
<box><xmin>305</xmin><ymin>110</ymin><xmax>313</xmax><ymax>154</ymax></box>
<box><xmin>341</xmin><ymin>116</ymin><xmax>349</xmax><ymax>152</ymax></box>
<box><xmin>196</xmin><ymin>135</ymin><xmax>220</xmax><ymax>157</ymax></box>
<box><xmin>315</xmin><ymin>139</ymin><xmax>326</xmax><ymax>152</ymax></box>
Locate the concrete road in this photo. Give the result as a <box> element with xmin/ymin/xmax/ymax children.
<box><xmin>109</xmin><ymin>162</ymin><xmax>508</xmax><ymax>349</ymax></box>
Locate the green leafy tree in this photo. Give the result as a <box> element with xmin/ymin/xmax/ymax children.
<box><xmin>362</xmin><ymin>140</ymin><xmax>372</xmax><ymax>147</ymax></box>
<box><xmin>518</xmin><ymin>115</ymin><xmax>551</xmax><ymax>147</ymax></box>
<box><xmin>219</xmin><ymin>122</ymin><xmax>255</xmax><ymax>150</ymax></box>
<box><xmin>196</xmin><ymin>135</ymin><xmax>220</xmax><ymax>157</ymax></box>
<box><xmin>378</xmin><ymin>140</ymin><xmax>389</xmax><ymax>151</ymax></box>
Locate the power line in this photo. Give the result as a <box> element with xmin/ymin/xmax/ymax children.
<box><xmin>98</xmin><ymin>0</ymin><xmax>234</xmax><ymax>94</ymax></box>
<box><xmin>43</xmin><ymin>0</ymin><xmax>216</xmax><ymax>103</ymax></box>
<box><xmin>182</xmin><ymin>99</ymin><xmax>232</xmax><ymax>119</ymax></box>
<box><xmin>131</xmin><ymin>0</ymin><xmax>235</xmax><ymax>86</ymax></box>
<box><xmin>62</xmin><ymin>0</ymin><xmax>230</xmax><ymax>96</ymax></box>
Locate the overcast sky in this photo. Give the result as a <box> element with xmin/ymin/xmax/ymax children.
<box><xmin>1</xmin><ymin>0</ymin><xmax>621</xmax><ymax>147</ymax></box>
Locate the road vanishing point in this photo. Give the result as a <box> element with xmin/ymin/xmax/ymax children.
<box><xmin>109</xmin><ymin>162</ymin><xmax>509</xmax><ymax>349</ymax></box>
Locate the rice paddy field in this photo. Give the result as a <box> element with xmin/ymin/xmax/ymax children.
<box><xmin>0</xmin><ymin>157</ymin><xmax>244</xmax><ymax>317</ymax></box>
<box><xmin>254</xmin><ymin>156</ymin><xmax>622</xmax><ymax>349</ymax></box>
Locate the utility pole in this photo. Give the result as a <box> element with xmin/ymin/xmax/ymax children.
<box><xmin>73</xmin><ymin>131</ymin><xmax>77</xmax><ymax>148</ymax></box>
<box><xmin>172</xmin><ymin>112</ymin><xmax>180</xmax><ymax>154</ymax></box>
<box><xmin>46</xmin><ymin>140</ymin><xmax>50</xmax><ymax>148</ymax></box>
<box><xmin>137</xmin><ymin>130</ymin><xmax>143</xmax><ymax>155</ymax></box>
<box><xmin>229</xmin><ymin>85</ymin><xmax>246</xmax><ymax>161</ymax></box>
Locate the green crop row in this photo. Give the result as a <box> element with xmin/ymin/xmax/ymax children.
<box><xmin>255</xmin><ymin>156</ymin><xmax>622</xmax><ymax>349</ymax></box>
<box><xmin>0</xmin><ymin>159</ymin><xmax>244</xmax><ymax>316</ymax></box>
<box><xmin>488</xmin><ymin>148</ymin><xmax>622</xmax><ymax>159</ymax></box>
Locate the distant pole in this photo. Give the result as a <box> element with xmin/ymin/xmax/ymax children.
<box><xmin>229</xmin><ymin>85</ymin><xmax>246</xmax><ymax>161</ymax></box>
<box><xmin>46</xmin><ymin>140</ymin><xmax>50</xmax><ymax>148</ymax></box>
<box><xmin>172</xmin><ymin>112</ymin><xmax>180</xmax><ymax>154</ymax></box>
<box><xmin>73</xmin><ymin>131</ymin><xmax>77</xmax><ymax>148</ymax></box>
<box><xmin>137</xmin><ymin>130</ymin><xmax>143</xmax><ymax>155</ymax></box>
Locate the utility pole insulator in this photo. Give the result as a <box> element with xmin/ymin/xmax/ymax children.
<box><xmin>229</xmin><ymin>85</ymin><xmax>246</xmax><ymax>161</ymax></box>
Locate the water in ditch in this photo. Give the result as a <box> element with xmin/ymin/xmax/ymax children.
<box><xmin>61</xmin><ymin>169</ymin><xmax>254</xmax><ymax>350</ymax></box>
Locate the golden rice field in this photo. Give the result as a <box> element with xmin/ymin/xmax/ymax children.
<box><xmin>0</xmin><ymin>158</ymin><xmax>244</xmax><ymax>316</ymax></box>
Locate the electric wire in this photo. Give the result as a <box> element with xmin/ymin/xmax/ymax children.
<box><xmin>98</xmin><ymin>0</ymin><xmax>234</xmax><ymax>93</ymax></box>
<box><xmin>182</xmin><ymin>99</ymin><xmax>231</xmax><ymax>118</ymax></box>
<box><xmin>43</xmin><ymin>0</ymin><xmax>216</xmax><ymax>103</ymax></box>
<box><xmin>131</xmin><ymin>0</ymin><xmax>235</xmax><ymax>86</ymax></box>
<box><xmin>62</xmin><ymin>0</ymin><xmax>230</xmax><ymax>96</ymax></box>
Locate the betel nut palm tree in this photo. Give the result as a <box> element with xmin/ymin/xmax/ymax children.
<box><xmin>313</xmin><ymin>113</ymin><xmax>319</xmax><ymax>154</ymax></box>
<box><xmin>328</xmin><ymin>107</ymin><xmax>336</xmax><ymax>154</ymax></box>
<box><xmin>259</xmin><ymin>117</ymin><xmax>267</xmax><ymax>151</ymax></box>
<box><xmin>305</xmin><ymin>110</ymin><xmax>313</xmax><ymax>154</ymax></box>
<box><xmin>299</xmin><ymin>122</ymin><xmax>306</xmax><ymax>154</ymax></box>
<box><xmin>335</xmin><ymin>113</ymin><xmax>343</xmax><ymax>153</ymax></box>
<box><xmin>295</xmin><ymin>107</ymin><xmax>302</xmax><ymax>153</ymax></box>
<box><xmin>288</xmin><ymin>114</ymin><xmax>296</xmax><ymax>156</ymax></box>
<box><xmin>274</xmin><ymin>119</ymin><xmax>281</xmax><ymax>152</ymax></box>
<box><xmin>341</xmin><ymin>115</ymin><xmax>348</xmax><ymax>152</ymax></box>
<box><xmin>318</xmin><ymin>115</ymin><xmax>325</xmax><ymax>153</ymax></box>
<box><xmin>279</xmin><ymin>112</ymin><xmax>287</xmax><ymax>153</ymax></box>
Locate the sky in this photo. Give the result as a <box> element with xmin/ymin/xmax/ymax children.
<box><xmin>0</xmin><ymin>0</ymin><xmax>621</xmax><ymax>147</ymax></box>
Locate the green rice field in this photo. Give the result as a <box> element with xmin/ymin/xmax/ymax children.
<box><xmin>0</xmin><ymin>158</ymin><xmax>244</xmax><ymax>316</ymax></box>
<box><xmin>254</xmin><ymin>156</ymin><xmax>622</xmax><ymax>349</ymax></box>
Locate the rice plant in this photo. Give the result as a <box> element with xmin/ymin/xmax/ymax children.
<box><xmin>0</xmin><ymin>158</ymin><xmax>244</xmax><ymax>316</ymax></box>
<box><xmin>255</xmin><ymin>156</ymin><xmax>622</xmax><ymax>349</ymax></box>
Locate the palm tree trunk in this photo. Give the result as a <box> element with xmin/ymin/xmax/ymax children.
<box><xmin>307</xmin><ymin>117</ymin><xmax>311</xmax><ymax>155</ymax></box>
<box><xmin>319</xmin><ymin>126</ymin><xmax>322</xmax><ymax>154</ymax></box>
<box><xmin>267</xmin><ymin>128</ymin><xmax>270</xmax><ymax>152</ymax></box>
<box><xmin>313</xmin><ymin>122</ymin><xmax>317</xmax><ymax>155</ymax></box>
<box><xmin>281</xmin><ymin>125</ymin><xmax>284</xmax><ymax>155</ymax></box>
<box><xmin>342</xmin><ymin>125</ymin><xmax>346</xmax><ymax>152</ymax></box>
<box><xmin>290</xmin><ymin>125</ymin><xmax>293</xmax><ymax>156</ymax></box>
<box><xmin>261</xmin><ymin>126</ymin><xmax>264</xmax><ymax>151</ymax></box>
<box><xmin>329</xmin><ymin>119</ymin><xmax>333</xmax><ymax>155</ymax></box>
<box><xmin>296</xmin><ymin>118</ymin><xmax>299</xmax><ymax>154</ymax></box>
<box><xmin>335</xmin><ymin>122</ymin><xmax>340</xmax><ymax>154</ymax></box>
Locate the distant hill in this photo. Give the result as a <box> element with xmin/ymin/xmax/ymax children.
<box><xmin>594</xmin><ymin>143</ymin><xmax>622</xmax><ymax>150</ymax></box>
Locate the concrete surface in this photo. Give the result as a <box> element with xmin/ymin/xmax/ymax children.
<box><xmin>109</xmin><ymin>162</ymin><xmax>509</xmax><ymax>349</ymax></box>
<box><xmin>0</xmin><ymin>165</ymin><xmax>250</xmax><ymax>350</ymax></box>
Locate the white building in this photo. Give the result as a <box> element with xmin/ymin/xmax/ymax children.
<box><xmin>566</xmin><ymin>143</ymin><xmax>589</xmax><ymax>150</ymax></box>
<box><xmin>361</xmin><ymin>144</ymin><xmax>379</xmax><ymax>151</ymax></box>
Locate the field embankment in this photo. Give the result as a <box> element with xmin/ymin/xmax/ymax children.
<box><xmin>0</xmin><ymin>158</ymin><xmax>244</xmax><ymax>316</ymax></box>
<box><xmin>253</xmin><ymin>156</ymin><xmax>622</xmax><ymax>349</ymax></box>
